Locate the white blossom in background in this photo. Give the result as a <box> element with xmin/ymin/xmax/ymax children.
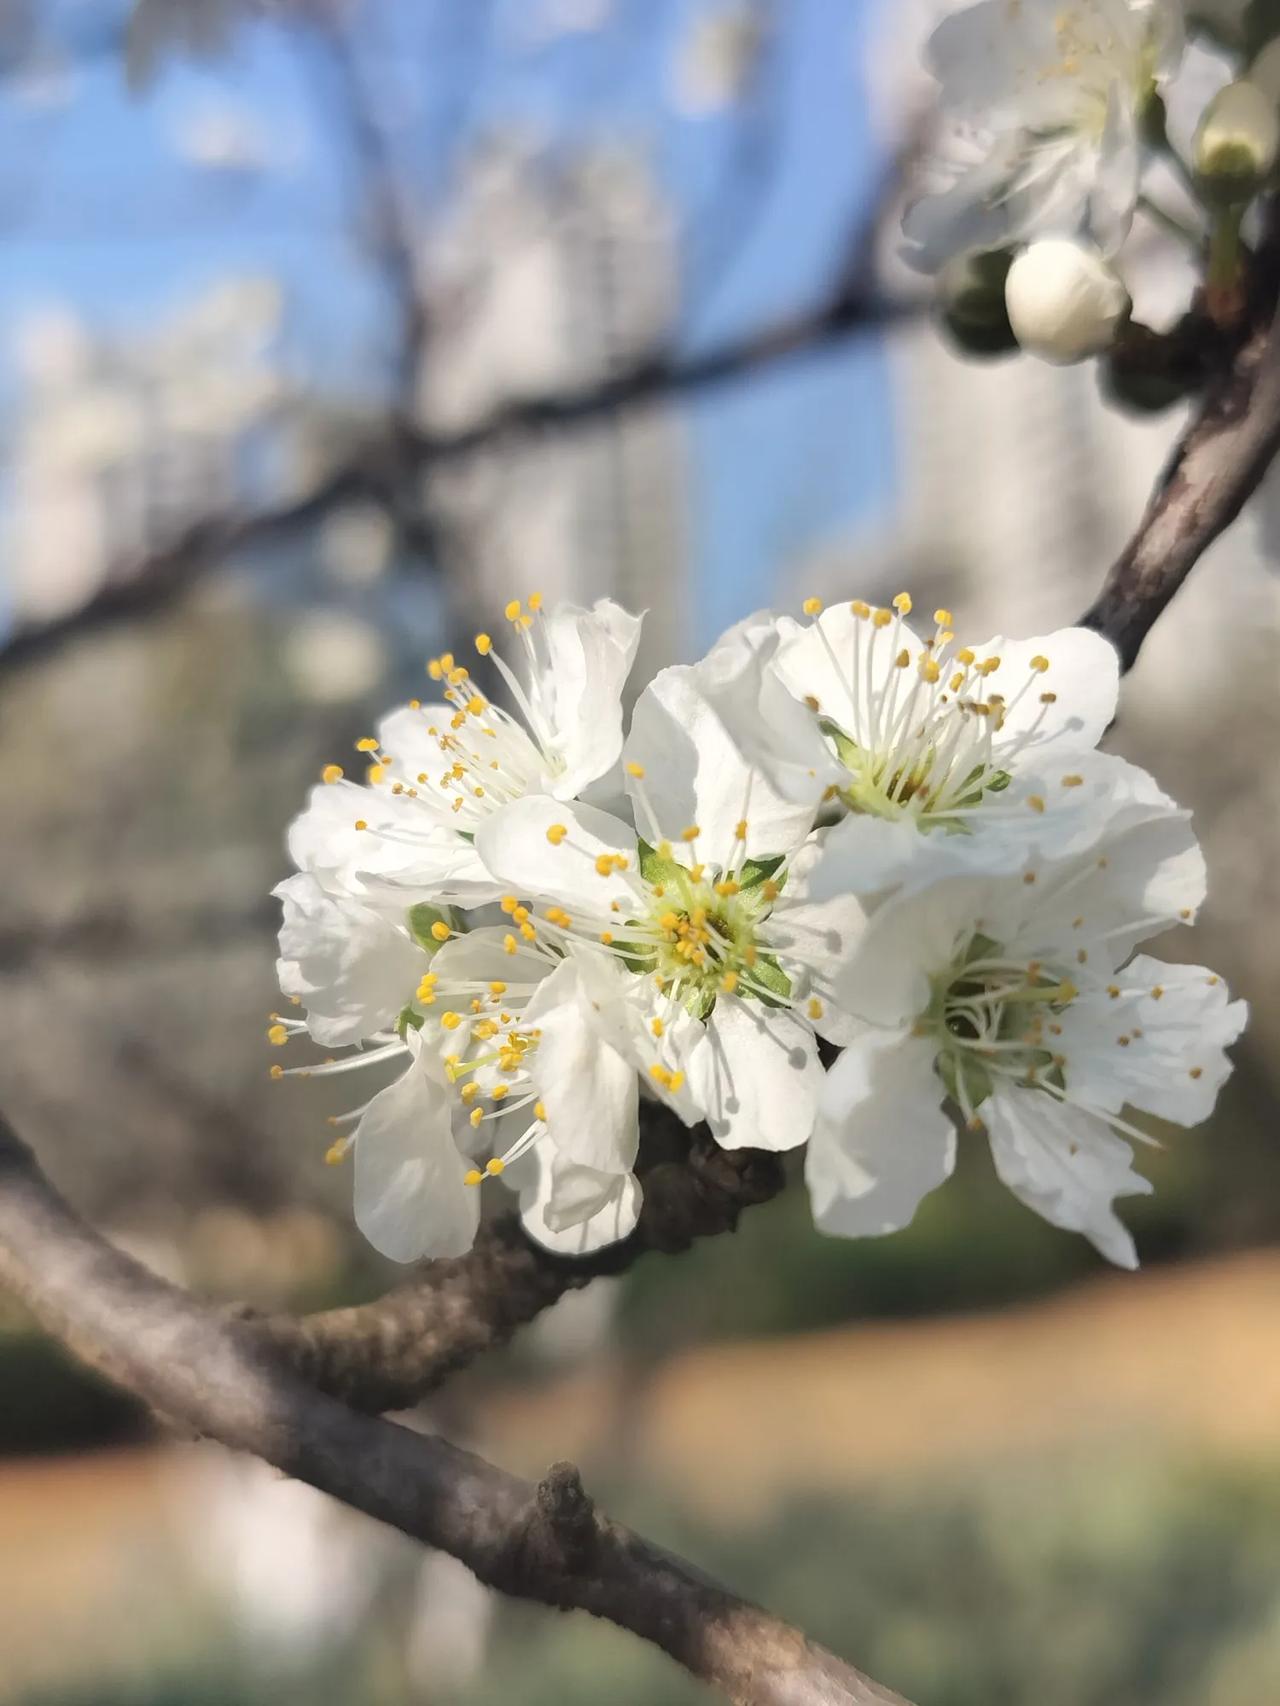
<box><xmin>902</xmin><ymin>0</ymin><xmax>1185</xmax><ymax>273</ymax></box>
<box><xmin>1004</xmin><ymin>238</ymin><xmax>1132</xmax><ymax>363</ymax></box>
<box><xmin>807</xmin><ymin>812</ymin><xmax>1245</xmax><ymax>1267</ymax></box>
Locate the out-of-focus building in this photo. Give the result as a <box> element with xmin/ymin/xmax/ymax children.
<box><xmin>4</xmin><ymin>279</ymin><xmax>286</xmax><ymax>626</ymax></box>
<box><xmin>414</xmin><ymin>136</ymin><xmax>687</xmax><ymax>678</ymax></box>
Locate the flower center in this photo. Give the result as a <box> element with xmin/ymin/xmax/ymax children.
<box><xmin>799</xmin><ymin>597</ymin><xmax>1060</xmax><ymax>832</ymax></box>
<box><xmin>918</xmin><ymin>931</ymin><xmax>1078</xmax><ymax>1125</ymax></box>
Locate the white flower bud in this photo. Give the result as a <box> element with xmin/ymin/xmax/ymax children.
<box><xmin>1194</xmin><ymin>78</ymin><xmax>1280</xmax><ymax>202</ymax></box>
<box><xmin>1003</xmin><ymin>239</ymin><xmax>1131</xmax><ymax>366</ymax></box>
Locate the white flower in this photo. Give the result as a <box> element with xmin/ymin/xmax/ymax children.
<box><xmin>474</xmin><ymin>663</ymin><xmax>868</xmax><ymax>1153</ymax></box>
<box><xmin>1193</xmin><ymin>77</ymin><xmax>1280</xmax><ymax>196</ymax></box>
<box><xmin>286</xmin><ymin>594</ymin><xmax>642</xmax><ymax>909</ymax></box>
<box><xmin>903</xmin><ymin>0</ymin><xmax>1184</xmax><ymax>272</ymax></box>
<box><xmin>271</xmin><ymin>920</ymin><xmax>645</xmax><ymax>1261</ymax></box>
<box><xmin>1004</xmin><ymin>237</ymin><xmax>1131</xmax><ymax>363</ymax></box>
<box><xmin>807</xmin><ymin>814</ymin><xmax>1246</xmax><ymax>1268</ymax></box>
<box><xmin>765</xmin><ymin>595</ymin><xmax>1143</xmax><ymax>897</ymax></box>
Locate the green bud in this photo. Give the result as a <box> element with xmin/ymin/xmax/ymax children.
<box><xmin>936</xmin><ymin>249</ymin><xmax>1018</xmax><ymax>359</ymax></box>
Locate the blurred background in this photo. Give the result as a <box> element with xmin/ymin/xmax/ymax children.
<box><xmin>1</xmin><ymin>3</ymin><xmax>1279</xmax><ymax>1703</ymax></box>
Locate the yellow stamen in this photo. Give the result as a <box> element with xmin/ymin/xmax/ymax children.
<box><xmin>321</xmin><ymin>763</ymin><xmax>343</xmax><ymax>784</ymax></box>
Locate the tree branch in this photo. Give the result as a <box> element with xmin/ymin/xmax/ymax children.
<box><xmin>0</xmin><ymin>1109</ymin><xmax>912</xmax><ymax>1706</ymax></box>
<box><xmin>1083</xmin><ymin>301</ymin><xmax>1280</xmax><ymax>669</ymax></box>
<box><xmin>250</xmin><ymin>1117</ymin><xmax>785</xmax><ymax>1412</ymax></box>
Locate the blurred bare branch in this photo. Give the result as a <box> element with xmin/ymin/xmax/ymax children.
<box><xmin>0</xmin><ymin>1107</ymin><xmax>912</xmax><ymax>1706</ymax></box>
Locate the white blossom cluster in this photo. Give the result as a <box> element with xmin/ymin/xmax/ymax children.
<box><xmin>907</xmin><ymin>0</ymin><xmax>1280</xmax><ymax>364</ymax></box>
<box><xmin>272</xmin><ymin>594</ymin><xmax>1245</xmax><ymax>1271</ymax></box>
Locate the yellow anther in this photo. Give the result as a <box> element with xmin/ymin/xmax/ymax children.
<box><xmin>546</xmin><ymin>906</ymin><xmax>572</xmax><ymax>928</ymax></box>
<box><xmin>500</xmin><ymin>895</ymin><xmax>519</xmax><ymax>914</ymax></box>
<box><xmin>668</xmin><ymin>1071</ymin><xmax>686</xmax><ymax>1093</ymax></box>
<box><xmin>1179</xmin><ymin>907</ymin><xmax>1192</xmax><ymax>920</ymax></box>
<box><xmin>1040</xmin><ymin>691</ymin><xmax>1057</xmax><ymax>704</ymax></box>
<box><xmin>1061</xmin><ymin>774</ymin><xmax>1083</xmax><ymax>788</ymax></box>
<box><xmin>504</xmin><ymin>599</ymin><xmax>522</xmax><ymax>621</ymax></box>
<box><xmin>447</xmin><ymin>666</ymin><xmax>468</xmax><ymax>687</ymax></box>
<box><xmin>721</xmin><ymin>970</ymin><xmax>739</xmax><ymax>994</ymax></box>
<box><xmin>441</xmin><ymin>1011</ymin><xmax>463</xmax><ymax>1031</ymax></box>
<box><xmin>734</xmin><ymin>818</ymin><xmax>748</xmax><ymax>841</ymax></box>
<box><xmin>600</xmin><ymin>931</ymin><xmax>614</xmax><ymax>945</ymax></box>
<box><xmin>802</xmin><ymin>596</ymin><xmax>823</xmax><ymax>616</ymax></box>
<box><xmin>321</xmin><ymin>763</ymin><xmax>343</xmax><ymax>784</ymax></box>
<box><xmin>1027</xmin><ymin>795</ymin><xmax>1046</xmax><ymax>813</ymax></box>
<box><xmin>520</xmin><ymin>922</ymin><xmax>537</xmax><ymax>941</ymax></box>
<box><xmin>649</xmin><ymin>1063</ymin><xmax>672</xmax><ymax>1088</ymax></box>
<box><xmin>512</xmin><ymin>905</ymin><xmax>531</xmax><ymax>925</ymax></box>
<box><xmin>650</xmin><ymin>1017</ymin><xmax>665</xmax><ymax>1037</ymax></box>
<box><xmin>490</xmin><ymin>1085</ymin><xmax>510</xmax><ymax>1102</ymax></box>
<box><xmin>688</xmin><ymin>863</ymin><xmax>705</xmax><ymax>883</ymax></box>
<box><xmin>466</xmin><ymin>695</ymin><xmax>486</xmax><ymax>716</ymax></box>
<box><xmin>267</xmin><ymin>1024</ymin><xmax>288</xmax><ymax>1046</ymax></box>
<box><xmin>714</xmin><ymin>879</ymin><xmax>740</xmax><ymax>897</ymax></box>
<box><xmin>504</xmin><ymin>933</ymin><xmax>518</xmax><ymax>954</ymax></box>
<box><xmin>978</xmin><ymin>655</ymin><xmax>1001</xmax><ymax>675</ymax></box>
<box><xmin>1030</xmin><ymin>655</ymin><xmax>1050</xmax><ymax>673</ymax></box>
<box><xmin>546</xmin><ymin>823</ymin><xmax>568</xmax><ymax>846</ymax></box>
<box><xmin>850</xmin><ymin>599</ymin><xmax>871</xmax><ymax>618</ymax></box>
<box><xmin>919</xmin><ymin>657</ymin><xmax>941</xmax><ymax>684</ymax></box>
<box><xmin>681</xmin><ymin>825</ymin><xmax>700</xmax><ymax>842</ymax></box>
<box><xmin>949</xmin><ymin>672</ymin><xmax>964</xmax><ymax>692</ymax></box>
<box><xmin>895</xmin><ymin>648</ymin><xmax>911</xmax><ymax>669</ymax></box>
<box><xmin>872</xmin><ymin>607</ymin><xmax>893</xmax><ymax>628</ymax></box>
<box><xmin>533</xmin><ymin>1101</ymin><xmax>548</xmax><ymax>1122</ymax></box>
<box><xmin>431</xmin><ymin>921</ymin><xmax>452</xmax><ymax>942</ymax></box>
<box><xmin>626</xmin><ymin>761</ymin><xmax>646</xmax><ymax>778</ymax></box>
<box><xmin>459</xmin><ymin>1082</ymin><xmax>480</xmax><ymax>1104</ymax></box>
<box><xmin>892</xmin><ymin>591</ymin><xmax>913</xmax><ymax>614</ymax></box>
<box><xmin>355</xmin><ymin>737</ymin><xmax>379</xmax><ymax>752</ymax></box>
<box><xmin>469</xmin><ymin>1106</ymin><xmax>484</xmax><ymax>1128</ymax></box>
<box><xmin>486</xmin><ymin>981</ymin><xmax>506</xmax><ymax>997</ymax></box>
<box><xmin>1189</xmin><ymin>1066</ymin><xmax>1203</xmax><ymax>1080</ymax></box>
<box><xmin>657</xmin><ymin>839</ymin><xmax>673</xmax><ymax>859</ymax></box>
<box><xmin>762</xmin><ymin>879</ymin><xmax>780</xmax><ymax>902</ymax></box>
<box><xmin>934</xmin><ymin>608</ymin><xmax>953</xmax><ymax>627</ymax></box>
<box><xmin>1107</xmin><ymin>984</ymin><xmax>1121</xmax><ymax>999</ymax></box>
<box><xmin>367</xmin><ymin>764</ymin><xmax>385</xmax><ymax>785</ymax></box>
<box><xmin>325</xmin><ymin>1139</ymin><xmax>349</xmax><ymax>1166</ymax></box>
<box><xmin>528</xmin><ymin>591</ymin><xmax>544</xmax><ymax>611</ymax></box>
<box><xmin>427</xmin><ymin>658</ymin><xmax>443</xmax><ymax>681</ymax></box>
<box><xmin>1151</xmin><ymin>985</ymin><xmax>1164</xmax><ymax>1000</ymax></box>
<box><xmin>807</xmin><ymin>997</ymin><xmax>824</xmax><ymax>1020</ymax></box>
<box><xmin>956</xmin><ymin>647</ymin><xmax>975</xmax><ymax>666</ymax></box>
<box><xmin>464</xmin><ymin>1169</ymin><xmax>484</xmax><ymax>1187</ymax></box>
<box><xmin>595</xmin><ymin>853</ymin><xmax>615</xmax><ymax>877</ymax></box>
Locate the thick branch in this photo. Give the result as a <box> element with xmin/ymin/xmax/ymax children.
<box><xmin>0</xmin><ymin>1111</ymin><xmax>911</xmax><ymax>1706</ymax></box>
<box><xmin>1083</xmin><ymin>301</ymin><xmax>1280</xmax><ymax>668</ymax></box>
<box><xmin>251</xmin><ymin>1119</ymin><xmax>785</xmax><ymax>1412</ymax></box>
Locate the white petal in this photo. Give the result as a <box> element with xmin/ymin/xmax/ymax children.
<box><xmin>977</xmin><ymin>627</ymin><xmax>1119</xmax><ymax>759</ymax></box>
<box><xmin>353</xmin><ymin>1045</ymin><xmax>479</xmax><ymax>1262</ymax></box>
<box><xmin>522</xmin><ymin>958</ymin><xmax>639</xmax><ymax>1174</ymax></box>
<box><xmin>519</xmin><ymin>1152</ymin><xmax>641</xmax><ymax>1256</ymax></box>
<box><xmin>762</xmin><ymin>892</ymin><xmax>868</xmax><ymax>1046</ymax></box>
<box><xmin>806</xmin><ymin>1028</ymin><xmax>955</xmax><ymax>1237</ymax></box>
<box><xmin>542</xmin><ymin>599</ymin><xmax>642</xmax><ymax>799</ymax></box>
<box><xmin>428</xmin><ymin>927</ymin><xmax>551</xmax><ymax>992</ymax></box>
<box><xmin>275</xmin><ymin>872</ymin><xmax>423</xmax><ymax>1046</ymax></box>
<box><xmin>830</xmin><ymin>873</ymin><xmax>991</xmax><ymax>1026</ymax></box>
<box><xmin>1055</xmin><ymin>955</ymin><xmax>1247</xmax><ymax>1126</ymax></box>
<box><xmin>474</xmin><ymin>796</ymin><xmax>641</xmax><ymax>919</ymax></box>
<box><xmin>773</xmin><ymin>602</ymin><xmax>925</xmax><ymax>748</ymax></box>
<box><xmin>623</xmin><ymin>664</ymin><xmax>816</xmax><ymax>870</ymax></box>
<box><xmin>686</xmin><ymin>999</ymin><xmax>822</xmax><ymax>1151</ymax></box>
<box><xmin>983</xmin><ymin>1086</ymin><xmax>1150</xmax><ymax>1269</ymax></box>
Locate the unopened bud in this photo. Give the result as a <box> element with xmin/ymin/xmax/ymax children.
<box><xmin>1003</xmin><ymin>239</ymin><xmax>1131</xmax><ymax>366</ymax></box>
<box><xmin>1194</xmin><ymin>78</ymin><xmax>1280</xmax><ymax>203</ymax></box>
<box><xmin>935</xmin><ymin>248</ymin><xmax>1017</xmax><ymax>358</ymax></box>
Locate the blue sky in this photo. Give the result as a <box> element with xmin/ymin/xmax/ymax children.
<box><xmin>0</xmin><ymin>0</ymin><xmax>895</xmax><ymax>643</ymax></box>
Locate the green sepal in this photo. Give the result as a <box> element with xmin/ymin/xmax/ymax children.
<box><xmin>637</xmin><ymin>838</ymin><xmax>682</xmax><ymax>887</ymax></box>
<box><xmin>686</xmin><ymin>985</ymin><xmax>718</xmax><ymax>1022</ymax></box>
<box><xmin>748</xmin><ymin>953</ymin><xmax>792</xmax><ymax>1009</ymax></box>
<box><xmin>407</xmin><ymin>902</ymin><xmax>457</xmax><ymax>951</ymax></box>
<box><xmin>937</xmin><ymin>1048</ymin><xmax>993</xmax><ymax>1112</ymax></box>
<box><xmin>396</xmin><ymin>1005</ymin><xmax>426</xmax><ymax>1038</ymax></box>
<box><xmin>821</xmin><ymin>719</ymin><xmax>862</xmax><ymax>773</ymax></box>
<box><xmin>738</xmin><ymin>854</ymin><xmax>786</xmax><ymax>891</ymax></box>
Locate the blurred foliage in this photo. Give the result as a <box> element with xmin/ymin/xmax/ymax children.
<box><xmin>14</xmin><ymin>1454</ymin><xmax>1280</xmax><ymax>1706</ymax></box>
<box><xmin>0</xmin><ymin>1330</ymin><xmax>143</xmax><ymax>1455</ymax></box>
